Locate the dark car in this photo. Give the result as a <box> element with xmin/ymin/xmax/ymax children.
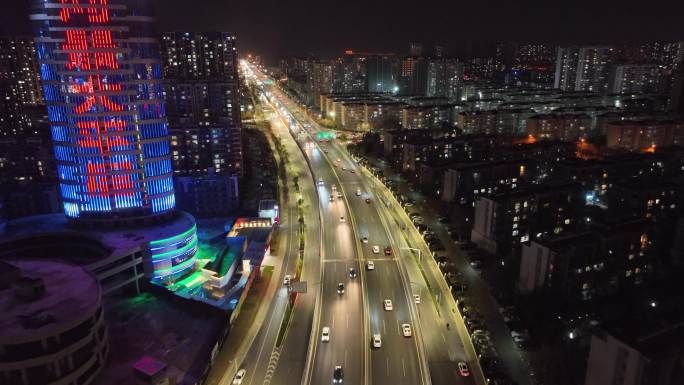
<box><xmin>337</xmin><ymin>283</ymin><xmax>345</xmax><ymax>295</ymax></box>
<box><xmin>348</xmin><ymin>268</ymin><xmax>357</xmax><ymax>279</ymax></box>
<box><xmin>384</xmin><ymin>247</ymin><xmax>392</xmax><ymax>256</ymax></box>
<box><xmin>333</xmin><ymin>365</ymin><xmax>344</xmax><ymax>383</ymax></box>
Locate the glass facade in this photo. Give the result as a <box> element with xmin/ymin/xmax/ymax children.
<box><xmin>31</xmin><ymin>0</ymin><xmax>175</xmax><ymax>220</ymax></box>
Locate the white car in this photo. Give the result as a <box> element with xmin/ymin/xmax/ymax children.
<box><xmin>322</xmin><ymin>326</ymin><xmax>330</xmax><ymax>342</ymax></box>
<box><xmin>283</xmin><ymin>275</ymin><xmax>291</xmax><ymax>286</ymax></box>
<box><xmin>366</xmin><ymin>261</ymin><xmax>375</xmax><ymax>270</ymax></box>
<box><xmin>337</xmin><ymin>191</ymin><xmax>343</xmax><ymax>198</ymax></box>
<box><xmin>413</xmin><ymin>294</ymin><xmax>421</xmax><ymax>304</ymax></box>
<box><xmin>232</xmin><ymin>369</ymin><xmax>246</xmax><ymax>385</ymax></box>
<box><xmin>318</xmin><ymin>178</ymin><xmax>324</xmax><ymax>185</ymax></box>
<box><xmin>401</xmin><ymin>323</ymin><xmax>412</xmax><ymax>337</ymax></box>
<box><xmin>383</xmin><ymin>299</ymin><xmax>393</xmax><ymax>311</ymax></box>
<box><xmin>372</xmin><ymin>245</ymin><xmax>380</xmax><ymax>254</ymax></box>
<box><xmin>332</xmin><ymin>184</ymin><xmax>337</xmax><ymax>190</ymax></box>
<box><xmin>361</xmin><ymin>236</ymin><xmax>369</xmax><ymax>243</ymax></box>
<box><xmin>356</xmin><ymin>188</ymin><xmax>362</xmax><ymax>196</ymax></box>
<box><xmin>342</xmin><ymin>166</ymin><xmax>347</xmax><ymax>171</ymax></box>
<box><xmin>372</xmin><ymin>334</ymin><xmax>382</xmax><ymax>348</ymax></box>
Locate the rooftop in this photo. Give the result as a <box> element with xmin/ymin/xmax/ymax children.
<box><xmin>0</xmin><ymin>211</ymin><xmax>197</xmax><ymax>260</ymax></box>
<box><xmin>0</xmin><ymin>259</ymin><xmax>100</xmax><ymax>344</ymax></box>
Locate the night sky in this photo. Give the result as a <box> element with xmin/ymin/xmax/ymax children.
<box><xmin>3</xmin><ymin>0</ymin><xmax>683</xmax><ymax>62</ymax></box>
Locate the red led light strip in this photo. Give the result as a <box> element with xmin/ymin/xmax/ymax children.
<box><xmin>60</xmin><ymin>0</ymin><xmax>135</xmax><ymax>197</ymax></box>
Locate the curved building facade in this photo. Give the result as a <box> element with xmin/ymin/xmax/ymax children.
<box><xmin>0</xmin><ymin>260</ymin><xmax>108</xmax><ymax>385</ymax></box>
<box><xmin>30</xmin><ymin>0</ymin><xmax>175</xmax><ymax>222</ymax></box>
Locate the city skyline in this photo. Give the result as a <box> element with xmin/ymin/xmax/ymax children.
<box><xmin>2</xmin><ymin>2</ymin><xmax>684</xmax><ymax>385</ymax></box>
<box><xmin>3</xmin><ymin>1</ymin><xmax>684</xmax><ymax>61</ymax></box>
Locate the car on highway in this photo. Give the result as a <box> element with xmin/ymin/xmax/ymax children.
<box><xmin>383</xmin><ymin>299</ymin><xmax>393</xmax><ymax>311</ymax></box>
<box><xmin>336</xmin><ymin>158</ymin><xmax>341</xmax><ymax>162</ymax></box>
<box><xmin>408</xmin><ymin>212</ymin><xmax>420</xmax><ymax>218</ymax></box>
<box><xmin>337</xmin><ymin>283</ymin><xmax>345</xmax><ymax>295</ymax></box>
<box><xmin>332</xmin><ymin>184</ymin><xmax>337</xmax><ymax>190</ymax></box>
<box><xmin>232</xmin><ymin>369</ymin><xmax>246</xmax><ymax>385</ymax></box>
<box><xmin>322</xmin><ymin>326</ymin><xmax>330</xmax><ymax>342</ymax></box>
<box><xmin>365</xmin><ymin>198</ymin><xmax>371</xmax><ymax>204</ymax></box>
<box><xmin>337</xmin><ymin>191</ymin><xmax>343</xmax><ymax>198</ymax></box>
<box><xmin>330</xmin><ymin>195</ymin><xmax>335</xmax><ymax>202</ymax></box>
<box><xmin>283</xmin><ymin>275</ymin><xmax>291</xmax><ymax>286</ymax></box>
<box><xmin>372</xmin><ymin>245</ymin><xmax>380</xmax><ymax>254</ymax></box>
<box><xmin>318</xmin><ymin>178</ymin><xmax>324</xmax><ymax>185</ymax></box>
<box><xmin>401</xmin><ymin>323</ymin><xmax>412</xmax><ymax>337</ymax></box>
<box><xmin>384</xmin><ymin>247</ymin><xmax>392</xmax><ymax>256</ymax></box>
<box><xmin>333</xmin><ymin>365</ymin><xmax>343</xmax><ymax>383</ymax></box>
<box><xmin>457</xmin><ymin>362</ymin><xmax>470</xmax><ymax>377</ymax></box>
<box><xmin>366</xmin><ymin>260</ymin><xmax>375</xmax><ymax>270</ymax></box>
<box><xmin>348</xmin><ymin>267</ymin><xmax>357</xmax><ymax>279</ymax></box>
<box><xmin>413</xmin><ymin>294</ymin><xmax>421</xmax><ymax>304</ymax></box>
<box><xmin>372</xmin><ymin>334</ymin><xmax>382</xmax><ymax>348</ymax></box>
<box><xmin>342</xmin><ymin>166</ymin><xmax>347</xmax><ymax>171</ymax></box>
<box><xmin>361</xmin><ymin>236</ymin><xmax>368</xmax><ymax>243</ymax></box>
<box><xmin>340</xmin><ymin>216</ymin><xmax>345</xmax><ymax>223</ymax></box>
<box><xmin>356</xmin><ymin>188</ymin><xmax>362</xmax><ymax>196</ymax></box>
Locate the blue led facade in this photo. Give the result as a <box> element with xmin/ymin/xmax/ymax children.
<box><xmin>31</xmin><ymin>0</ymin><xmax>175</xmax><ymax>220</ymax></box>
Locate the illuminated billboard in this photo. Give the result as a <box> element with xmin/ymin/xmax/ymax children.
<box><xmin>32</xmin><ymin>0</ymin><xmax>175</xmax><ymax>219</ymax></box>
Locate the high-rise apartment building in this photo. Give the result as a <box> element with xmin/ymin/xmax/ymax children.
<box><xmin>161</xmin><ymin>32</ymin><xmax>243</xmax><ymax>217</ymax></box>
<box><xmin>0</xmin><ymin>37</ymin><xmax>43</xmax><ymax>106</ymax></box>
<box><xmin>400</xmin><ymin>57</ymin><xmax>428</xmax><ymax>95</ymax></box>
<box><xmin>366</xmin><ymin>54</ymin><xmax>399</xmax><ymax>94</ymax></box>
<box><xmin>608</xmin><ymin>64</ymin><xmax>668</xmax><ymax>94</ymax></box>
<box><xmin>32</xmin><ymin>0</ymin><xmax>177</xmax><ymax>221</ymax></box>
<box><xmin>311</xmin><ymin>61</ymin><xmax>334</xmax><ymax>107</ymax></box>
<box><xmin>426</xmin><ymin>59</ymin><xmax>464</xmax><ymax>97</ymax></box>
<box><xmin>334</xmin><ymin>53</ymin><xmax>367</xmax><ymax>93</ymax></box>
<box><xmin>554</xmin><ymin>46</ymin><xmax>615</xmax><ymax>93</ymax></box>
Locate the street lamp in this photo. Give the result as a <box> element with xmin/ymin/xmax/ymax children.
<box><xmin>401</xmin><ymin>247</ymin><xmax>423</xmax><ymax>262</ymax></box>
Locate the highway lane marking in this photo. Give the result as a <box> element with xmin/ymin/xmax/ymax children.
<box><xmin>382</xmin><ymin>319</ymin><xmax>386</xmax><ymax>334</ymax></box>
<box><xmin>346</xmin><ymin>314</ymin><xmax>349</xmax><ymax>329</ymax></box>
<box><xmin>402</xmin><ymin>357</ymin><xmax>406</xmax><ymax>377</ymax></box>
<box><xmin>332</xmin><ymin>317</ymin><xmax>335</xmax><ymax>329</ymax></box>
<box><xmin>345</xmin><ymin>349</ymin><xmax>348</xmax><ymax>367</ymax></box>
<box><xmin>441</xmin><ymin>333</ymin><xmax>446</xmax><ymax>343</ymax></box>
<box><xmin>386</xmin><ymin>357</ymin><xmax>390</xmax><ymax>376</ymax></box>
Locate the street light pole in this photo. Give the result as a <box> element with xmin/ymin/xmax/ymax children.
<box><xmin>401</xmin><ymin>247</ymin><xmax>422</xmax><ymax>262</ymax></box>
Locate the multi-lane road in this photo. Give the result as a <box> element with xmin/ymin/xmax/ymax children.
<box><xmin>239</xmin><ymin>61</ymin><xmax>481</xmax><ymax>385</ymax></box>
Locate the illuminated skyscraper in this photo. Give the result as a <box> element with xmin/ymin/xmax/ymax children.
<box><xmin>31</xmin><ymin>0</ymin><xmax>175</xmax><ymax>222</ymax></box>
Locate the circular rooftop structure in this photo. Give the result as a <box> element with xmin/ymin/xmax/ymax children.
<box><xmin>0</xmin><ymin>259</ymin><xmax>108</xmax><ymax>385</ymax></box>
